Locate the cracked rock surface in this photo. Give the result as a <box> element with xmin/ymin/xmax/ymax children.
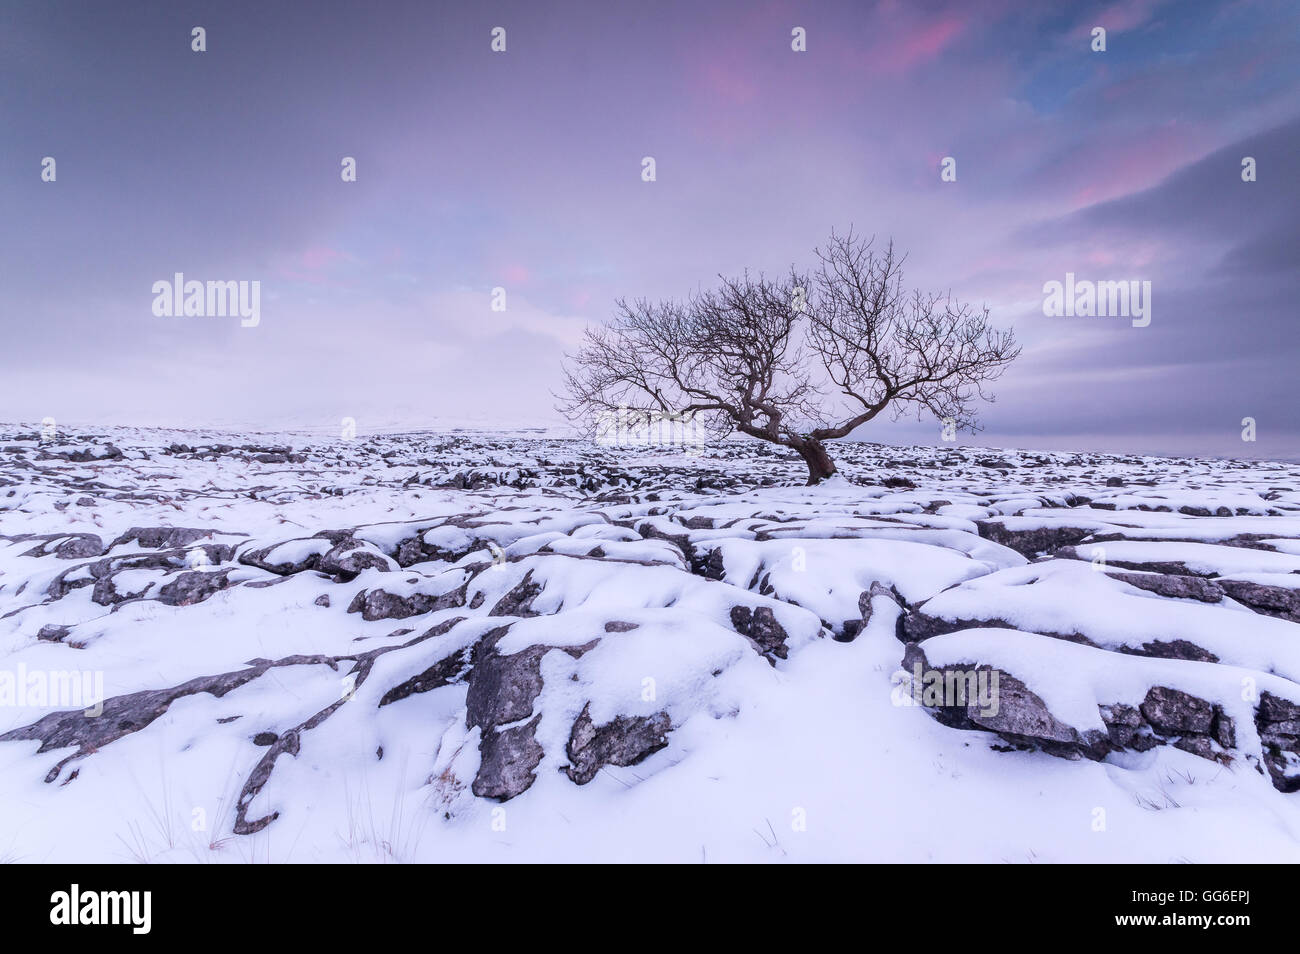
<box><xmin>4</xmin><ymin>425</ymin><xmax>1300</xmax><ymax>862</ymax></box>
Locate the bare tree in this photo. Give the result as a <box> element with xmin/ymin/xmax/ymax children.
<box><xmin>559</xmin><ymin>232</ymin><xmax>1021</xmax><ymax>484</ymax></box>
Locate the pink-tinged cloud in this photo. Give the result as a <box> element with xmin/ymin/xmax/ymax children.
<box><xmin>1078</xmin><ymin>239</ymin><xmax>1166</xmax><ymax>270</ymax></box>
<box><xmin>504</xmin><ymin>264</ymin><xmax>531</xmax><ymax>284</ymax></box>
<box><xmin>702</xmin><ymin>59</ymin><xmax>760</xmax><ymax>105</ymax></box>
<box><xmin>1073</xmin><ymin>0</ymin><xmax>1164</xmax><ymax>38</ymax></box>
<box><xmin>299</xmin><ymin>246</ymin><xmax>351</xmax><ymax>270</ymax></box>
<box><xmin>872</xmin><ymin>15</ymin><xmax>966</xmax><ymax>73</ymax></box>
<box><xmin>272</xmin><ymin>246</ymin><xmax>356</xmax><ymax>285</ymax></box>
<box><xmin>969</xmin><ymin>251</ymin><xmax>1021</xmax><ymax>273</ymax></box>
<box><xmin>1063</xmin><ymin>124</ymin><xmax>1207</xmax><ymax>210</ymax></box>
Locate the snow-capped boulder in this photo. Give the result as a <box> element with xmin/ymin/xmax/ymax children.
<box><xmin>903</xmin><ymin>628</ymin><xmax>1300</xmax><ymax>786</ymax></box>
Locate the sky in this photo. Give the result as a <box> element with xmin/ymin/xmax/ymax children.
<box><xmin>2</xmin><ymin>0</ymin><xmax>1298</xmax><ymax>458</ymax></box>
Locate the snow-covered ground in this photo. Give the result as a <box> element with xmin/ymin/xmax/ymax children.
<box><xmin>2</xmin><ymin>424</ymin><xmax>1300</xmax><ymax>863</ymax></box>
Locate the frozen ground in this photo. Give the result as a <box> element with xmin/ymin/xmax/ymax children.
<box><xmin>2</xmin><ymin>423</ymin><xmax>1300</xmax><ymax>863</ymax></box>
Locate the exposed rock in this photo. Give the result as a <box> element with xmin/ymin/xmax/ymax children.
<box><xmin>1256</xmin><ymin>692</ymin><xmax>1300</xmax><ymax>793</ymax></box>
<box><xmin>317</xmin><ymin>539</ymin><xmax>396</xmax><ymax>580</ymax></box>
<box><xmin>461</xmin><ymin>626</ymin><xmax>606</xmax><ymax>799</ymax></box>
<box><xmin>1218</xmin><ymin>579</ymin><xmax>1300</xmax><ymax>624</ymax></box>
<box><xmin>839</xmin><ymin>581</ymin><xmax>898</xmax><ymax>642</ymax></box>
<box><xmin>54</xmin><ymin>535</ymin><xmax>104</xmax><ymax>560</ymax></box>
<box><xmin>901</xmin><ymin>604</ymin><xmax>1221</xmax><ymax>667</ymax></box>
<box><xmin>240</xmin><ymin>539</ymin><xmax>324</xmax><ymax>575</ymax></box>
<box><xmin>1212</xmin><ymin>709</ymin><xmax>1236</xmax><ymax>749</ymax></box>
<box><xmin>903</xmin><ymin>643</ymin><xmax>1235</xmax><ymax>770</ymax></box>
<box><xmin>109</xmin><ymin>527</ymin><xmax>223</xmax><ymax>550</ymax></box>
<box><xmin>378</xmin><ymin>647</ymin><xmax>472</xmax><ymax>706</ymax></box>
<box><xmin>0</xmin><ymin>662</ymin><xmax>279</xmax><ymax>782</ymax></box>
<box><xmin>565</xmin><ymin>703</ymin><xmax>672</xmax><ymax>784</ymax></box>
<box><xmin>693</xmin><ymin>546</ymin><xmax>727</xmax><ymax>581</ymax></box>
<box><xmin>1122</xmin><ymin>639</ymin><xmax>1219</xmax><ymax>664</ymax></box>
<box><xmin>15</xmin><ymin>533</ymin><xmax>105</xmax><ymax>560</ymax></box>
<box><xmin>976</xmin><ymin>520</ymin><xmax>1095</xmax><ymax>557</ymax></box>
<box><xmin>48</xmin><ymin>546</ymin><xmax>240</xmax><ymax>603</ymax></box>
<box><xmin>903</xmin><ymin>643</ymin><xmax>1082</xmax><ymax>748</ymax></box>
<box><xmin>92</xmin><ymin>573</ymin><xmax>155</xmax><ymax>606</ymax></box>
<box><xmin>465</xmin><ymin>637</ymin><xmax>549</xmax><ymax>731</ymax></box>
<box><xmin>1106</xmin><ymin>570</ymin><xmax>1225</xmax><ymax>604</ymax></box>
<box><xmin>157</xmin><ymin>569</ymin><xmax>234</xmax><ymax>607</ymax></box>
<box><xmin>1098</xmin><ymin>703</ymin><xmax>1154</xmax><ymax>750</ymax></box>
<box><xmin>346</xmin><ymin>585</ymin><xmax>464</xmax><ymax>621</ymax></box>
<box><xmin>628</xmin><ymin>521</ymin><xmax>695</xmax><ymax>568</ymax></box>
<box><xmin>728</xmin><ymin>605</ymin><xmax>790</xmax><ymax>659</ymax></box>
<box><xmin>474</xmin><ymin>715</ymin><xmax>544</xmax><ymax>800</ymax></box>
<box><xmin>487</xmin><ymin>571</ymin><xmax>543</xmax><ymax>617</ymax></box>
<box><xmin>1140</xmin><ymin>686</ymin><xmax>1214</xmax><ymax>735</ymax></box>
<box><xmin>464</xmin><ymin>629</ymin><xmax>550</xmax><ymax>799</ymax></box>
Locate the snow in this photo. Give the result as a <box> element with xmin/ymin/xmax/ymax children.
<box><xmin>712</xmin><ymin>537</ymin><xmax>992</xmax><ymax>628</ymax></box>
<box><xmin>919</xmin><ymin>626</ymin><xmax>1300</xmax><ymax>740</ymax></box>
<box><xmin>1080</xmin><ymin>539</ymin><xmax>1300</xmax><ymax>575</ymax></box>
<box><xmin>2</xmin><ymin>424</ymin><xmax>1300</xmax><ymax>862</ymax></box>
<box><xmin>914</xmin><ymin>560</ymin><xmax>1300</xmax><ymax>679</ymax></box>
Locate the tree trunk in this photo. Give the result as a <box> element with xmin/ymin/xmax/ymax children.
<box><xmin>794</xmin><ymin>439</ymin><xmax>837</xmax><ymax>485</ymax></box>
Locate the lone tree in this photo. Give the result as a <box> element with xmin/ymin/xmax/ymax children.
<box><xmin>559</xmin><ymin>232</ymin><xmax>1021</xmax><ymax>484</ymax></box>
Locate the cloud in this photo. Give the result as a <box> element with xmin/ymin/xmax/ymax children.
<box><xmin>3</xmin><ymin>0</ymin><xmax>1299</xmax><ymax>459</ymax></box>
